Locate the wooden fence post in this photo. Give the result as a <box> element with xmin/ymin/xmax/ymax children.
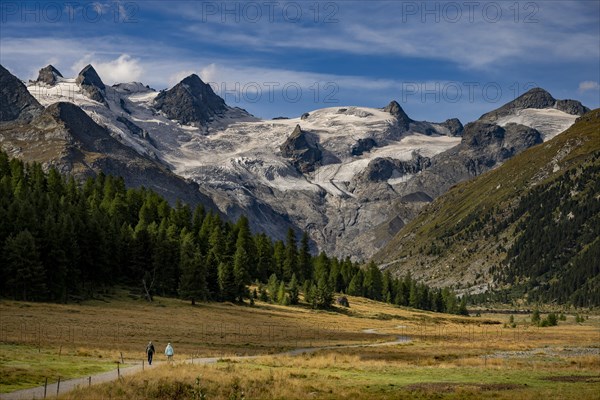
<box><xmin>43</xmin><ymin>377</ymin><xmax>48</xmax><ymax>398</ymax></box>
<box><xmin>56</xmin><ymin>377</ymin><xmax>61</xmax><ymax>396</ymax></box>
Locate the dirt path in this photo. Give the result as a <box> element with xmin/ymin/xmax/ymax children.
<box><xmin>1</xmin><ymin>331</ymin><xmax>409</xmax><ymax>400</ymax></box>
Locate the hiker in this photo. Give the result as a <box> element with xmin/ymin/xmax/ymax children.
<box><xmin>146</xmin><ymin>341</ymin><xmax>155</xmax><ymax>365</ymax></box>
<box><xmin>165</xmin><ymin>342</ymin><xmax>174</xmax><ymax>363</ymax></box>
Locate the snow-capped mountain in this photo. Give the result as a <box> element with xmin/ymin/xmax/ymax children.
<box><xmin>1</xmin><ymin>63</ymin><xmax>589</xmax><ymax>259</ymax></box>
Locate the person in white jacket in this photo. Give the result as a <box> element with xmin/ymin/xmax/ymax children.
<box><xmin>165</xmin><ymin>342</ymin><xmax>174</xmax><ymax>363</ymax></box>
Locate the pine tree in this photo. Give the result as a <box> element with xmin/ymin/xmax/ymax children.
<box><xmin>255</xmin><ymin>233</ymin><xmax>274</xmax><ymax>281</ymax></box>
<box><xmin>283</xmin><ymin>228</ymin><xmax>298</xmax><ymax>281</ymax></box>
<box><xmin>458</xmin><ymin>297</ymin><xmax>469</xmax><ymax>316</ymax></box>
<box><xmin>277</xmin><ymin>281</ymin><xmax>287</xmax><ymax>305</ymax></box>
<box><xmin>363</xmin><ymin>261</ymin><xmax>383</xmax><ymax>300</ymax></box>
<box><xmin>347</xmin><ymin>271</ymin><xmax>364</xmax><ymax>296</ymax></box>
<box><xmin>312</xmin><ymin>276</ymin><xmax>333</xmax><ymax>309</ymax></box>
<box><xmin>218</xmin><ymin>261</ymin><xmax>236</xmax><ymax>302</ymax></box>
<box><xmin>267</xmin><ymin>273</ymin><xmax>279</xmax><ymax>303</ymax></box>
<box><xmin>178</xmin><ymin>232</ymin><xmax>207</xmax><ymax>305</ymax></box>
<box><xmin>297</xmin><ymin>231</ymin><xmax>312</xmax><ymax>282</ymax></box>
<box><xmin>289</xmin><ymin>273</ymin><xmax>300</xmax><ymax>305</ymax></box>
<box><xmin>3</xmin><ymin>230</ymin><xmax>47</xmax><ymax>301</ymax></box>
<box><xmin>233</xmin><ymin>246</ymin><xmax>250</xmax><ymax>302</ymax></box>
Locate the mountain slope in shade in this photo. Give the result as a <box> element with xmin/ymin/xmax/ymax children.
<box><xmin>0</xmin><ymin>76</ymin><xmax>220</xmax><ymax>211</ymax></box>
<box><xmin>0</xmin><ymin>64</ymin><xmax>43</xmax><ymax>122</ymax></box>
<box><xmin>374</xmin><ymin>109</ymin><xmax>600</xmax><ymax>306</ymax></box>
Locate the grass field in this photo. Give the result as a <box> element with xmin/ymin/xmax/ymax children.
<box><xmin>1</xmin><ymin>290</ymin><xmax>599</xmax><ymax>398</ymax></box>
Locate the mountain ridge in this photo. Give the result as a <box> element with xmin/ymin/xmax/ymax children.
<box><xmin>373</xmin><ymin>109</ymin><xmax>600</xmax><ymax>306</ymax></box>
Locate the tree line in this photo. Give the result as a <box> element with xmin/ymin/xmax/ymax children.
<box><xmin>0</xmin><ymin>151</ymin><xmax>466</xmax><ymax>314</ymax></box>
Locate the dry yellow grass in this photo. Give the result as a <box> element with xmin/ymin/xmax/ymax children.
<box><xmin>1</xmin><ymin>291</ymin><xmax>599</xmax><ymax>398</ymax></box>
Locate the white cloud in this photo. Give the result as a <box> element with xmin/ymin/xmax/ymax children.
<box><xmin>168</xmin><ymin>69</ymin><xmax>197</xmax><ymax>86</ymax></box>
<box><xmin>578</xmin><ymin>81</ymin><xmax>600</xmax><ymax>93</ymax></box>
<box><xmin>71</xmin><ymin>54</ymin><xmax>144</xmax><ymax>84</ymax></box>
<box><xmin>171</xmin><ymin>1</ymin><xmax>600</xmax><ymax>70</ymax></box>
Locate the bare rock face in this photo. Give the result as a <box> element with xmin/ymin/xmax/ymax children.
<box><xmin>351</xmin><ymin>138</ymin><xmax>377</xmax><ymax>156</ymax></box>
<box><xmin>153</xmin><ymin>74</ymin><xmax>227</xmax><ymax>127</ymax></box>
<box><xmin>556</xmin><ymin>99</ymin><xmax>590</xmax><ymax>115</ymax></box>
<box><xmin>280</xmin><ymin>124</ymin><xmax>322</xmax><ymax>173</ymax></box>
<box><xmin>0</xmin><ymin>64</ymin><xmax>43</xmax><ymax>122</ymax></box>
<box><xmin>384</xmin><ymin>100</ymin><xmax>412</xmax><ymax>131</ymax></box>
<box><xmin>403</xmin><ymin>121</ymin><xmax>542</xmax><ymax>199</ymax></box>
<box><xmin>76</xmin><ymin>64</ymin><xmax>107</xmax><ymax>105</ymax></box>
<box><xmin>360</xmin><ymin>154</ymin><xmax>431</xmax><ymax>182</ymax></box>
<box><xmin>440</xmin><ymin>118</ymin><xmax>464</xmax><ymax>136</ymax></box>
<box><xmin>36</xmin><ymin>65</ymin><xmax>63</xmax><ymax>86</ymax></box>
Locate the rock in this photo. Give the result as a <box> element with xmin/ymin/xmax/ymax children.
<box><xmin>280</xmin><ymin>124</ymin><xmax>322</xmax><ymax>173</ymax></box>
<box><xmin>351</xmin><ymin>138</ymin><xmax>377</xmax><ymax>156</ymax></box>
<box><xmin>76</xmin><ymin>64</ymin><xmax>107</xmax><ymax>105</ymax></box>
<box><xmin>441</xmin><ymin>118</ymin><xmax>464</xmax><ymax>136</ymax></box>
<box><xmin>384</xmin><ymin>100</ymin><xmax>412</xmax><ymax>131</ymax></box>
<box><xmin>555</xmin><ymin>99</ymin><xmax>590</xmax><ymax>115</ymax></box>
<box><xmin>76</xmin><ymin>64</ymin><xmax>105</xmax><ymax>90</ymax></box>
<box><xmin>362</xmin><ymin>154</ymin><xmax>431</xmax><ymax>182</ymax></box>
<box><xmin>117</xmin><ymin>116</ymin><xmax>144</xmax><ymax>137</ymax></box>
<box><xmin>153</xmin><ymin>74</ymin><xmax>227</xmax><ymax>127</ymax></box>
<box><xmin>480</xmin><ymin>88</ymin><xmax>589</xmax><ymax>122</ymax></box>
<box><xmin>0</xmin><ymin>64</ymin><xmax>43</xmax><ymax>122</ymax></box>
<box><xmin>120</xmin><ymin>98</ymin><xmax>132</xmax><ymax>114</ymax></box>
<box><xmin>272</xmin><ymin>116</ymin><xmax>289</xmax><ymax>120</ymax></box>
<box><xmin>36</xmin><ymin>65</ymin><xmax>63</xmax><ymax>85</ymax></box>
<box><xmin>301</xmin><ymin>112</ymin><xmax>310</xmax><ymax>120</ymax></box>
<box><xmin>2</xmin><ymin>100</ymin><xmax>220</xmax><ymax>212</ymax></box>
<box><xmin>336</xmin><ymin>296</ymin><xmax>349</xmax><ymax>307</ymax></box>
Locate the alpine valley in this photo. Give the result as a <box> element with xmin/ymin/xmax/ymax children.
<box><xmin>0</xmin><ymin>63</ymin><xmax>596</xmax><ymax>304</ymax></box>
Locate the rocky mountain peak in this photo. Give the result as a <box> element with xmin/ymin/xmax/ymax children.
<box><xmin>280</xmin><ymin>124</ymin><xmax>322</xmax><ymax>173</ymax></box>
<box><xmin>384</xmin><ymin>100</ymin><xmax>410</xmax><ymax>119</ymax></box>
<box><xmin>75</xmin><ymin>64</ymin><xmax>106</xmax><ymax>105</ymax></box>
<box><xmin>480</xmin><ymin>87</ymin><xmax>589</xmax><ymax>123</ymax></box>
<box><xmin>36</xmin><ymin>65</ymin><xmax>63</xmax><ymax>85</ymax></box>
<box><xmin>153</xmin><ymin>73</ymin><xmax>228</xmax><ymax>127</ymax></box>
<box><xmin>384</xmin><ymin>100</ymin><xmax>412</xmax><ymax>131</ymax></box>
<box><xmin>441</xmin><ymin>118</ymin><xmax>464</xmax><ymax>136</ymax></box>
<box><xmin>76</xmin><ymin>64</ymin><xmax>105</xmax><ymax>90</ymax></box>
<box><xmin>0</xmin><ymin>64</ymin><xmax>43</xmax><ymax>122</ymax></box>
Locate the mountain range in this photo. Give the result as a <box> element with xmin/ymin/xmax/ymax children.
<box><xmin>0</xmin><ymin>63</ymin><xmax>591</xmax><ymax>269</ymax></box>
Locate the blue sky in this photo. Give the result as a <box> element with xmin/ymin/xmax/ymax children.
<box><xmin>1</xmin><ymin>1</ymin><xmax>599</xmax><ymax>122</ymax></box>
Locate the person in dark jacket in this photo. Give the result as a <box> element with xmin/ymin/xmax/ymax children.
<box><xmin>146</xmin><ymin>341</ymin><xmax>155</xmax><ymax>365</ymax></box>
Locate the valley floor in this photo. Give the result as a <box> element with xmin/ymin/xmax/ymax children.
<box><xmin>0</xmin><ymin>291</ymin><xmax>598</xmax><ymax>399</ymax></box>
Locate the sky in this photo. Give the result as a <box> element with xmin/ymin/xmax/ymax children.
<box><xmin>1</xmin><ymin>0</ymin><xmax>599</xmax><ymax>122</ymax></box>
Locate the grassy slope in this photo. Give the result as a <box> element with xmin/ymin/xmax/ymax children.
<box><xmin>373</xmin><ymin>109</ymin><xmax>600</xmax><ymax>289</ymax></box>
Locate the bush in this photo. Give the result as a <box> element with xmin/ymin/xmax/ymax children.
<box><xmin>547</xmin><ymin>312</ymin><xmax>558</xmax><ymax>326</ymax></box>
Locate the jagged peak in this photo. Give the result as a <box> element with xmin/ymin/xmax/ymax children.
<box><xmin>291</xmin><ymin>124</ymin><xmax>302</xmax><ymax>135</ymax></box>
<box><xmin>76</xmin><ymin>64</ymin><xmax>105</xmax><ymax>90</ymax></box>
<box><xmin>36</xmin><ymin>65</ymin><xmax>63</xmax><ymax>85</ymax></box>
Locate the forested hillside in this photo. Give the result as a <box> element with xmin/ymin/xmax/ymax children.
<box><xmin>0</xmin><ymin>151</ymin><xmax>465</xmax><ymax>314</ymax></box>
